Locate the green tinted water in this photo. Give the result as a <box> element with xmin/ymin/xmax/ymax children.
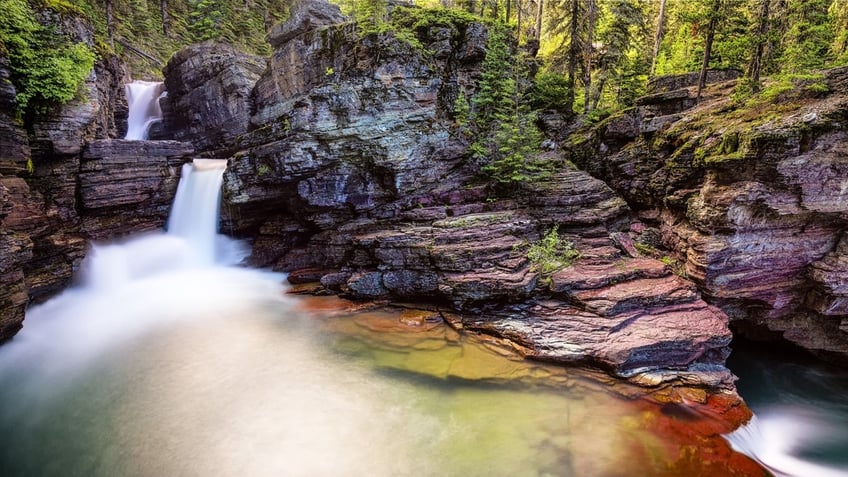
<box><xmin>0</xmin><ymin>296</ymin><xmax>759</xmax><ymax>477</ymax></box>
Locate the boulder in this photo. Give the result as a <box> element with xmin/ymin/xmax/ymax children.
<box><xmin>162</xmin><ymin>42</ymin><xmax>266</xmax><ymax>153</ymax></box>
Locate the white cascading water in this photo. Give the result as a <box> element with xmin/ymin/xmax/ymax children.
<box><xmin>166</xmin><ymin>159</ymin><xmax>247</xmax><ymax>266</ymax></box>
<box><xmin>124</xmin><ymin>80</ymin><xmax>165</xmax><ymax>140</ymax></box>
<box><xmin>724</xmin><ymin>409</ymin><xmax>848</xmax><ymax>477</ymax></box>
<box><xmin>0</xmin><ymin>157</ymin><xmax>281</xmax><ymax>383</ymax></box>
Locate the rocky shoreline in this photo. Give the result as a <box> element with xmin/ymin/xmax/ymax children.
<box><xmin>2</xmin><ymin>0</ymin><xmax>847</xmax><ymax>394</ymax></box>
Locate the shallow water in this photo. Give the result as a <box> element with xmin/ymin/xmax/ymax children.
<box><xmin>0</xmin><ymin>274</ymin><xmax>764</xmax><ymax>477</ymax></box>
<box><xmin>0</xmin><ymin>157</ymin><xmax>765</xmax><ymax>476</ymax></box>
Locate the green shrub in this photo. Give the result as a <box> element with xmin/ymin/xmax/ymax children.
<box><xmin>530</xmin><ymin>71</ymin><xmax>572</xmax><ymax>113</ymax></box>
<box><xmin>0</xmin><ymin>0</ymin><xmax>96</xmax><ymax>113</ymax></box>
<box><xmin>526</xmin><ymin>225</ymin><xmax>580</xmax><ymax>276</ymax></box>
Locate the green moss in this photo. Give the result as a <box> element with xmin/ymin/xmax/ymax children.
<box><xmin>633</xmin><ymin>241</ymin><xmax>656</xmax><ymax>256</ymax></box>
<box><xmin>433</xmin><ymin>212</ymin><xmax>509</xmax><ymax>229</ymax></box>
<box><xmin>660</xmin><ymin>255</ymin><xmax>687</xmax><ymax>278</ymax></box>
<box><xmin>389</xmin><ymin>5</ymin><xmax>477</xmax><ymax>38</ymax></box>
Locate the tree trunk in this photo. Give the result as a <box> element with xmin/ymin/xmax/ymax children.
<box><xmin>650</xmin><ymin>0</ymin><xmax>667</xmax><ymax>76</ymax></box>
<box><xmin>747</xmin><ymin>0</ymin><xmax>770</xmax><ymax>93</ymax></box>
<box><xmin>517</xmin><ymin>0</ymin><xmax>522</xmax><ymax>42</ymax></box>
<box><xmin>696</xmin><ymin>0</ymin><xmax>720</xmax><ymax>103</ymax></box>
<box><xmin>564</xmin><ymin>0</ymin><xmax>579</xmax><ymax>112</ymax></box>
<box><xmin>161</xmin><ymin>0</ymin><xmax>169</xmax><ymax>36</ymax></box>
<box><xmin>592</xmin><ymin>76</ymin><xmax>606</xmax><ymax>110</ymax></box>
<box><xmin>105</xmin><ymin>0</ymin><xmax>114</xmax><ymax>43</ymax></box>
<box><xmin>505</xmin><ymin>0</ymin><xmax>511</xmax><ymax>23</ymax></box>
<box><xmin>583</xmin><ymin>0</ymin><xmax>596</xmax><ymax>113</ymax></box>
<box><xmin>535</xmin><ymin>0</ymin><xmax>543</xmax><ymax>42</ymax></box>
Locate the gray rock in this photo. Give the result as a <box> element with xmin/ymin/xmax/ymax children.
<box><xmin>267</xmin><ymin>0</ymin><xmax>346</xmax><ymax>47</ymax></box>
<box><xmin>162</xmin><ymin>42</ymin><xmax>266</xmax><ymax>153</ymax></box>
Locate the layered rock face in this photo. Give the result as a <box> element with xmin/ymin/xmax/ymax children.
<box><xmin>161</xmin><ymin>42</ymin><xmax>266</xmax><ymax>152</ymax></box>
<box><xmin>570</xmin><ymin>66</ymin><xmax>848</xmax><ymax>362</ymax></box>
<box><xmin>0</xmin><ymin>32</ymin><xmax>193</xmax><ymax>339</ymax></box>
<box><xmin>160</xmin><ymin>1</ymin><xmax>734</xmax><ymax>388</ymax></box>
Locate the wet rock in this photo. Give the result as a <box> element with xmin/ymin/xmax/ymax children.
<box><xmin>346</xmin><ymin>271</ymin><xmax>387</xmax><ymax>298</ymax></box>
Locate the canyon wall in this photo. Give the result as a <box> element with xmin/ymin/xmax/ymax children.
<box><xmin>156</xmin><ymin>1</ymin><xmax>735</xmax><ymax>388</ymax></box>
<box><xmin>569</xmin><ymin>67</ymin><xmax>848</xmax><ymax>362</ymax></box>
<box><xmin>7</xmin><ymin>0</ymin><xmax>847</xmax><ymax>389</ymax></box>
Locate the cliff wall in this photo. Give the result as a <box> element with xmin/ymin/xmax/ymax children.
<box><xmin>569</xmin><ymin>67</ymin><xmax>848</xmax><ymax>363</ymax></box>
<box><xmin>156</xmin><ymin>1</ymin><xmax>735</xmax><ymax>389</ymax></box>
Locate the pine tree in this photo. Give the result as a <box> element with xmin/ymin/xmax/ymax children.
<box><xmin>471</xmin><ymin>25</ymin><xmax>546</xmax><ymax>189</ymax></box>
<box><xmin>746</xmin><ymin>0</ymin><xmax>771</xmax><ymax>93</ymax></box>
<box><xmin>696</xmin><ymin>0</ymin><xmax>721</xmax><ymax>102</ymax></box>
<box><xmin>779</xmin><ymin>0</ymin><xmax>833</xmax><ymax>73</ymax></box>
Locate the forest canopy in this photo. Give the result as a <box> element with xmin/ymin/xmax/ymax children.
<box><xmin>1</xmin><ymin>0</ymin><xmax>847</xmax><ymax>116</ymax></box>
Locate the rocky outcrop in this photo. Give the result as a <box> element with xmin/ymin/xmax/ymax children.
<box><xmin>79</xmin><ymin>140</ymin><xmax>194</xmax><ymax>238</ymax></box>
<box><xmin>0</xmin><ymin>54</ymin><xmax>36</xmax><ymax>340</ymax></box>
<box><xmin>570</xmin><ymin>66</ymin><xmax>848</xmax><ymax>361</ymax></box>
<box><xmin>161</xmin><ymin>42</ymin><xmax>266</xmax><ymax>152</ymax></box>
<box><xmin>0</xmin><ymin>56</ymin><xmax>31</xmax><ymax>175</ymax></box>
<box><xmin>150</xmin><ymin>2</ymin><xmax>737</xmax><ymax>389</ymax></box>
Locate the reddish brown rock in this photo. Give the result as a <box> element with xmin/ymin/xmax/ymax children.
<box><xmin>569</xmin><ymin>66</ymin><xmax>848</xmax><ymax>361</ymax></box>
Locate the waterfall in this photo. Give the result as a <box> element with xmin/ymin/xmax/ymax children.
<box><xmin>124</xmin><ymin>80</ymin><xmax>165</xmax><ymax>140</ymax></box>
<box><xmin>724</xmin><ymin>410</ymin><xmax>848</xmax><ymax>477</ymax></box>
<box><xmin>166</xmin><ymin>159</ymin><xmax>243</xmax><ymax>265</ymax></box>
<box><xmin>0</xmin><ymin>158</ymin><xmax>273</xmax><ymax>380</ymax></box>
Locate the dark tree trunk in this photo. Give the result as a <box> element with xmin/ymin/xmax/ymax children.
<box><xmin>105</xmin><ymin>0</ymin><xmax>114</xmax><ymax>43</ymax></box>
<box><xmin>747</xmin><ymin>0</ymin><xmax>771</xmax><ymax>92</ymax></box>
<box><xmin>161</xmin><ymin>0</ymin><xmax>169</xmax><ymax>36</ymax></box>
<box><xmin>696</xmin><ymin>0</ymin><xmax>721</xmax><ymax>103</ymax></box>
<box><xmin>564</xmin><ymin>0</ymin><xmax>579</xmax><ymax>112</ymax></box>
<box><xmin>651</xmin><ymin>0</ymin><xmax>667</xmax><ymax>76</ymax></box>
<box><xmin>535</xmin><ymin>0</ymin><xmax>543</xmax><ymax>41</ymax></box>
<box><xmin>583</xmin><ymin>0</ymin><xmax>596</xmax><ymax>113</ymax></box>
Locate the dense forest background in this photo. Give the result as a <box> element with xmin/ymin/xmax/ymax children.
<box><xmin>1</xmin><ymin>0</ymin><xmax>847</xmax><ymax>121</ymax></box>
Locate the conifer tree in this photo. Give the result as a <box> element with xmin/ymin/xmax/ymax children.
<box><xmin>471</xmin><ymin>25</ymin><xmax>546</xmax><ymax>189</ymax></box>
<box><xmin>746</xmin><ymin>0</ymin><xmax>771</xmax><ymax>93</ymax></box>
<box><xmin>779</xmin><ymin>0</ymin><xmax>833</xmax><ymax>73</ymax></box>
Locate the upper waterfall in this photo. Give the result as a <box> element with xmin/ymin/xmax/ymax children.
<box><xmin>125</xmin><ymin>81</ymin><xmax>165</xmax><ymax>140</ymax></box>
